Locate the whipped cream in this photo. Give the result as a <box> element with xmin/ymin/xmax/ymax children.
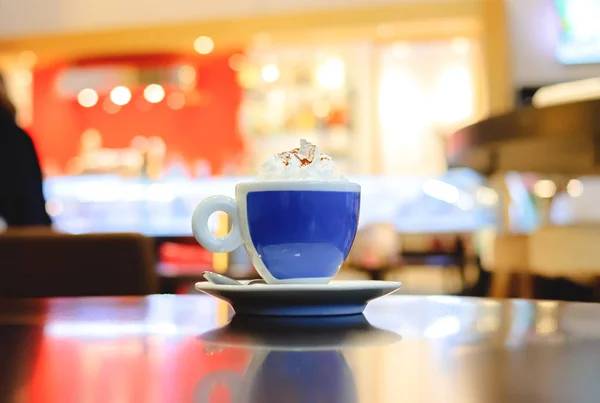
<box><xmin>257</xmin><ymin>139</ymin><xmax>346</xmax><ymax>181</ymax></box>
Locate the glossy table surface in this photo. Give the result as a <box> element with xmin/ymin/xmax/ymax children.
<box><xmin>1</xmin><ymin>295</ymin><xmax>600</xmax><ymax>403</ymax></box>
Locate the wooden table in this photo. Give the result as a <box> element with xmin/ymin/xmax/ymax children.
<box><xmin>1</xmin><ymin>295</ymin><xmax>600</xmax><ymax>402</ymax></box>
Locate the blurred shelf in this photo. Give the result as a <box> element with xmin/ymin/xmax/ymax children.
<box><xmin>448</xmin><ymin>99</ymin><xmax>600</xmax><ymax>176</ymax></box>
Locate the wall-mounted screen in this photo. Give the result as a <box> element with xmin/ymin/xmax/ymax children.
<box><xmin>555</xmin><ymin>0</ymin><xmax>600</xmax><ymax>64</ymax></box>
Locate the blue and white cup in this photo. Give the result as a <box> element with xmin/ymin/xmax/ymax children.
<box><xmin>192</xmin><ymin>181</ymin><xmax>361</xmax><ymax>284</ymax></box>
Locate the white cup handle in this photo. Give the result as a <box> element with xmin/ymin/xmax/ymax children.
<box><xmin>192</xmin><ymin>195</ymin><xmax>242</xmax><ymax>253</ymax></box>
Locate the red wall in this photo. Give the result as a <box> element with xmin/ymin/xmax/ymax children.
<box><xmin>30</xmin><ymin>53</ymin><xmax>244</xmax><ymax>175</ymax></box>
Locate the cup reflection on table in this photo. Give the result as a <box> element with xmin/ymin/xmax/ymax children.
<box><xmin>194</xmin><ymin>314</ymin><xmax>401</xmax><ymax>403</ymax></box>
<box><xmin>195</xmin><ymin>351</ymin><xmax>355</xmax><ymax>403</ymax></box>
<box><xmin>247</xmin><ymin>349</ymin><xmax>355</xmax><ymax>403</ymax></box>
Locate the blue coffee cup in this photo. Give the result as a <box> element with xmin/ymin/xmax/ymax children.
<box><xmin>192</xmin><ymin>181</ymin><xmax>361</xmax><ymax>284</ymax></box>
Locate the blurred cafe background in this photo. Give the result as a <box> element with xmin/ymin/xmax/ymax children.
<box><xmin>2</xmin><ymin>0</ymin><xmax>600</xmax><ymax>301</ymax></box>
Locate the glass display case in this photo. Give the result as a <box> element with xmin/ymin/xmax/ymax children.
<box><xmin>43</xmin><ymin>170</ymin><xmax>497</xmax><ymax>237</ymax></box>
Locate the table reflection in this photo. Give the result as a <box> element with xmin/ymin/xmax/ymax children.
<box><xmin>196</xmin><ymin>315</ymin><xmax>401</xmax><ymax>403</ymax></box>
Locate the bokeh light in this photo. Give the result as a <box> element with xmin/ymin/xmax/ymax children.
<box><xmin>109</xmin><ymin>86</ymin><xmax>131</xmax><ymax>106</ymax></box>
<box><xmin>533</xmin><ymin>180</ymin><xmax>557</xmax><ymax>199</ymax></box>
<box><xmin>237</xmin><ymin>67</ymin><xmax>259</xmax><ymax>89</ymax></box>
<box><xmin>194</xmin><ymin>36</ymin><xmax>214</xmax><ymax>54</ymax></box>
<box><xmin>261</xmin><ymin>64</ymin><xmax>280</xmax><ymax>83</ymax></box>
<box><xmin>567</xmin><ymin>179</ymin><xmax>584</xmax><ymax>197</ymax></box>
<box><xmin>167</xmin><ymin>92</ymin><xmax>186</xmax><ymax>110</ymax></box>
<box><xmin>316</xmin><ymin>57</ymin><xmax>345</xmax><ymax>89</ymax></box>
<box><xmin>77</xmin><ymin>88</ymin><xmax>99</xmax><ymax>108</ymax></box>
<box><xmin>144</xmin><ymin>84</ymin><xmax>165</xmax><ymax>104</ymax></box>
<box><xmin>178</xmin><ymin>65</ymin><xmax>196</xmax><ymax>84</ymax></box>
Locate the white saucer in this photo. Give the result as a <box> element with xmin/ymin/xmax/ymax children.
<box><xmin>194</xmin><ymin>280</ymin><xmax>402</xmax><ymax>316</ymax></box>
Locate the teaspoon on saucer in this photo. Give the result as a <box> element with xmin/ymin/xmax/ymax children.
<box><xmin>203</xmin><ymin>271</ymin><xmax>265</xmax><ymax>286</ymax></box>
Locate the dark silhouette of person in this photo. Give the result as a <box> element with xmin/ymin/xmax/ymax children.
<box><xmin>0</xmin><ymin>75</ymin><xmax>51</xmax><ymax>227</ymax></box>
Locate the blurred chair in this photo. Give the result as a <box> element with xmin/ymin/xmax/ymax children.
<box><xmin>529</xmin><ymin>225</ymin><xmax>600</xmax><ymax>299</ymax></box>
<box><xmin>346</xmin><ymin>223</ymin><xmax>401</xmax><ymax>280</ymax></box>
<box><xmin>400</xmin><ymin>233</ymin><xmax>469</xmax><ymax>295</ymax></box>
<box><xmin>488</xmin><ymin>233</ymin><xmax>531</xmax><ymax>298</ymax></box>
<box><xmin>0</xmin><ymin>230</ymin><xmax>157</xmax><ymax>297</ymax></box>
